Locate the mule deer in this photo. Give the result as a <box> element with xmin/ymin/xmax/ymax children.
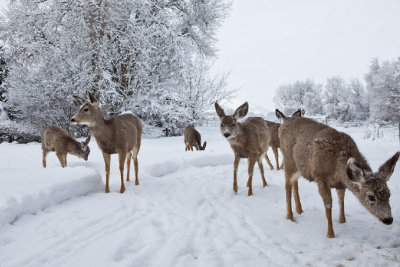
<box><xmin>276</xmin><ymin>109</ymin><xmax>399</xmax><ymax>238</ymax></box>
<box><xmin>71</xmin><ymin>91</ymin><xmax>142</xmax><ymax>193</ymax></box>
<box><xmin>265</xmin><ymin>109</ymin><xmax>305</xmax><ymax>170</ymax></box>
<box><xmin>184</xmin><ymin>125</ymin><xmax>207</xmax><ymax>151</ymax></box>
<box><xmin>42</xmin><ymin>126</ymin><xmax>91</xmax><ymax>168</ymax></box>
<box><xmin>215</xmin><ymin>102</ymin><xmax>270</xmax><ymax>196</ymax></box>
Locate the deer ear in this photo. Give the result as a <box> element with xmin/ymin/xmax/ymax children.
<box><xmin>378</xmin><ymin>152</ymin><xmax>400</xmax><ymax>181</ymax></box>
<box><xmin>275</xmin><ymin>109</ymin><xmax>286</xmax><ymax>120</ymax></box>
<box><xmin>292</xmin><ymin>109</ymin><xmax>302</xmax><ymax>118</ymax></box>
<box><xmin>301</xmin><ymin>109</ymin><xmax>305</xmax><ymax>116</ymax></box>
<box><xmin>346</xmin><ymin>158</ymin><xmax>366</xmax><ymax>186</ymax></box>
<box><xmin>202</xmin><ymin>141</ymin><xmax>207</xmax><ymax>150</ymax></box>
<box><xmin>233</xmin><ymin>102</ymin><xmax>248</xmax><ymax>120</ymax></box>
<box><xmin>73</xmin><ymin>96</ymin><xmax>87</xmax><ymax>106</ymax></box>
<box><xmin>86</xmin><ymin>91</ymin><xmax>98</xmax><ymax>105</ymax></box>
<box><xmin>215</xmin><ymin>102</ymin><xmax>225</xmax><ymax>119</ymax></box>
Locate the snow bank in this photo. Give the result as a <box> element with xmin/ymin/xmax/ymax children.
<box><xmin>145</xmin><ymin>153</ymin><xmax>233</xmax><ymax>177</ymax></box>
<box><xmin>0</xmin><ymin>166</ymin><xmax>103</xmax><ymax>226</ymax></box>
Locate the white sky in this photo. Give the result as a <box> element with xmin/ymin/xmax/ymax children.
<box><xmin>1</xmin><ymin>0</ymin><xmax>400</xmax><ymax>112</ymax></box>
<box><xmin>213</xmin><ymin>0</ymin><xmax>400</xmax><ymax>111</ymax></box>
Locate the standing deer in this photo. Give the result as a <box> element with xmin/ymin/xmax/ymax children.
<box><xmin>276</xmin><ymin>109</ymin><xmax>399</xmax><ymax>238</ymax></box>
<box><xmin>265</xmin><ymin>109</ymin><xmax>305</xmax><ymax>170</ymax></box>
<box><xmin>71</xmin><ymin>91</ymin><xmax>142</xmax><ymax>193</ymax></box>
<box><xmin>264</xmin><ymin>121</ymin><xmax>282</xmax><ymax>170</ymax></box>
<box><xmin>184</xmin><ymin>125</ymin><xmax>207</xmax><ymax>151</ymax></box>
<box><xmin>42</xmin><ymin>126</ymin><xmax>91</xmax><ymax>168</ymax></box>
<box><xmin>215</xmin><ymin>102</ymin><xmax>270</xmax><ymax>196</ymax></box>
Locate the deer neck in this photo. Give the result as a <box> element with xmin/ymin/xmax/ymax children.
<box><xmin>87</xmin><ymin>116</ymin><xmax>111</xmax><ymax>141</ymax></box>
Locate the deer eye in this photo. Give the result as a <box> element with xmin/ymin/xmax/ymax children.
<box><xmin>231</xmin><ymin>123</ymin><xmax>236</xmax><ymax>127</ymax></box>
<box><xmin>220</xmin><ymin>124</ymin><xmax>223</xmax><ymax>127</ymax></box>
<box><xmin>368</xmin><ymin>195</ymin><xmax>376</xmax><ymax>201</ymax></box>
<box><xmin>83</xmin><ymin>108</ymin><xmax>89</xmax><ymax>112</ymax></box>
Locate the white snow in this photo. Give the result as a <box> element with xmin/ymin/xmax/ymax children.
<box><xmin>0</xmin><ymin>125</ymin><xmax>399</xmax><ymax>266</ymax></box>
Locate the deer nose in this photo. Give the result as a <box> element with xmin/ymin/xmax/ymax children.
<box><xmin>71</xmin><ymin>118</ymin><xmax>76</xmax><ymax>123</ymax></box>
<box><xmin>382</xmin><ymin>217</ymin><xmax>393</xmax><ymax>225</ymax></box>
<box><xmin>224</xmin><ymin>133</ymin><xmax>230</xmax><ymax>138</ymax></box>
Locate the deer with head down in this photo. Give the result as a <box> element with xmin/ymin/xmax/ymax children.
<box><xmin>71</xmin><ymin>91</ymin><xmax>142</xmax><ymax>193</ymax></box>
<box><xmin>215</xmin><ymin>102</ymin><xmax>270</xmax><ymax>196</ymax></box>
<box><xmin>42</xmin><ymin>126</ymin><xmax>91</xmax><ymax>168</ymax></box>
<box><xmin>184</xmin><ymin>125</ymin><xmax>207</xmax><ymax>151</ymax></box>
<box><xmin>276</xmin><ymin>109</ymin><xmax>399</xmax><ymax>238</ymax></box>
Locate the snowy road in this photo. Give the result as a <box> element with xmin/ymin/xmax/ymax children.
<box><xmin>0</xmin><ymin>126</ymin><xmax>399</xmax><ymax>267</ymax></box>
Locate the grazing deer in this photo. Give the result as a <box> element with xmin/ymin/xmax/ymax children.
<box><xmin>42</xmin><ymin>126</ymin><xmax>91</xmax><ymax>168</ymax></box>
<box><xmin>184</xmin><ymin>125</ymin><xmax>207</xmax><ymax>151</ymax></box>
<box><xmin>276</xmin><ymin>109</ymin><xmax>399</xmax><ymax>238</ymax></box>
<box><xmin>215</xmin><ymin>102</ymin><xmax>270</xmax><ymax>196</ymax></box>
<box><xmin>71</xmin><ymin>91</ymin><xmax>142</xmax><ymax>193</ymax></box>
<box><xmin>265</xmin><ymin>109</ymin><xmax>305</xmax><ymax>170</ymax></box>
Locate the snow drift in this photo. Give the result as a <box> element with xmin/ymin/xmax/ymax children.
<box><xmin>0</xmin><ymin>166</ymin><xmax>103</xmax><ymax>226</ymax></box>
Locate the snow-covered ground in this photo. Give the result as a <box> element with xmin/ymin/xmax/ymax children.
<box><xmin>0</xmin><ymin>125</ymin><xmax>400</xmax><ymax>267</ymax></box>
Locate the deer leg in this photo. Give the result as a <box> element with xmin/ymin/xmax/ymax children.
<box><xmin>317</xmin><ymin>181</ymin><xmax>335</xmax><ymax>238</ymax></box>
<box><xmin>126</xmin><ymin>151</ymin><xmax>132</xmax><ymax>182</ymax></box>
<box><xmin>337</xmin><ymin>188</ymin><xmax>346</xmax><ymax>223</ymax></box>
<box><xmin>63</xmin><ymin>154</ymin><xmax>67</xmax><ymax>167</ymax></box>
<box><xmin>280</xmin><ymin>161</ymin><xmax>285</xmax><ymax>170</ymax></box>
<box><xmin>185</xmin><ymin>144</ymin><xmax>188</xmax><ymax>151</ymax></box>
<box><xmin>264</xmin><ymin>153</ymin><xmax>274</xmax><ymax>170</ymax></box>
<box><xmin>42</xmin><ymin>150</ymin><xmax>48</xmax><ymax>168</ymax></box>
<box><xmin>132</xmin><ymin>148</ymin><xmax>140</xmax><ymax>186</ymax></box>
<box><xmin>233</xmin><ymin>154</ymin><xmax>240</xmax><ymax>193</ymax></box>
<box><xmin>293</xmin><ymin>180</ymin><xmax>303</xmax><ymax>214</ymax></box>
<box><xmin>56</xmin><ymin>152</ymin><xmax>65</xmax><ymax>168</ymax></box>
<box><xmin>247</xmin><ymin>157</ymin><xmax>257</xmax><ymax>196</ymax></box>
<box><xmin>257</xmin><ymin>158</ymin><xmax>268</xmax><ymax>187</ymax></box>
<box><xmin>118</xmin><ymin>153</ymin><xmax>126</xmax><ymax>193</ymax></box>
<box><xmin>272</xmin><ymin>147</ymin><xmax>280</xmax><ymax>170</ymax></box>
<box><xmin>102</xmin><ymin>152</ymin><xmax>111</xmax><ymax>193</ymax></box>
<box><xmin>285</xmin><ymin>171</ymin><xmax>294</xmax><ymax>221</ymax></box>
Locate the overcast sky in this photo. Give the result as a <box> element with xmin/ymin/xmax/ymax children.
<box><xmin>1</xmin><ymin>0</ymin><xmax>400</xmax><ymax>112</ymax></box>
<box><xmin>213</xmin><ymin>0</ymin><xmax>400</xmax><ymax>111</ymax></box>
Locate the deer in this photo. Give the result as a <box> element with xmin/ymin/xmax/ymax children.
<box><xmin>41</xmin><ymin>125</ymin><xmax>91</xmax><ymax>168</ymax></box>
<box><xmin>276</xmin><ymin>109</ymin><xmax>400</xmax><ymax>238</ymax></box>
<box><xmin>71</xmin><ymin>91</ymin><xmax>143</xmax><ymax>194</ymax></box>
<box><xmin>184</xmin><ymin>125</ymin><xmax>207</xmax><ymax>151</ymax></box>
<box><xmin>265</xmin><ymin>109</ymin><xmax>305</xmax><ymax>170</ymax></box>
<box><xmin>215</xmin><ymin>102</ymin><xmax>270</xmax><ymax>196</ymax></box>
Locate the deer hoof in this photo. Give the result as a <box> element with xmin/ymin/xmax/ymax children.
<box><xmin>105</xmin><ymin>188</ymin><xmax>110</xmax><ymax>193</ymax></box>
<box><xmin>120</xmin><ymin>187</ymin><xmax>125</xmax><ymax>193</ymax></box>
<box><xmin>248</xmin><ymin>190</ymin><xmax>253</xmax><ymax>196</ymax></box>
<box><xmin>135</xmin><ymin>181</ymin><xmax>140</xmax><ymax>186</ymax></box>
<box><xmin>286</xmin><ymin>214</ymin><xmax>294</xmax><ymax>221</ymax></box>
<box><xmin>339</xmin><ymin>217</ymin><xmax>346</xmax><ymax>224</ymax></box>
<box><xmin>233</xmin><ymin>184</ymin><xmax>238</xmax><ymax>193</ymax></box>
<box><xmin>327</xmin><ymin>232</ymin><xmax>335</xmax><ymax>238</ymax></box>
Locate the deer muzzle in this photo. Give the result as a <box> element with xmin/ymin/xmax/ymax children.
<box><xmin>381</xmin><ymin>217</ymin><xmax>393</xmax><ymax>225</ymax></box>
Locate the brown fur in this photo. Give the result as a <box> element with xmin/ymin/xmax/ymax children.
<box><xmin>276</xmin><ymin>109</ymin><xmax>400</xmax><ymax>238</ymax></box>
<box><xmin>264</xmin><ymin>121</ymin><xmax>282</xmax><ymax>170</ymax></box>
<box><xmin>72</xmin><ymin>91</ymin><xmax>142</xmax><ymax>193</ymax></box>
<box><xmin>215</xmin><ymin>102</ymin><xmax>270</xmax><ymax>196</ymax></box>
<box><xmin>184</xmin><ymin>126</ymin><xmax>207</xmax><ymax>151</ymax></box>
<box><xmin>41</xmin><ymin>126</ymin><xmax>90</xmax><ymax>168</ymax></box>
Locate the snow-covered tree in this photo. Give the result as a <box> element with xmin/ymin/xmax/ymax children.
<box><xmin>365</xmin><ymin>58</ymin><xmax>400</xmax><ymax>123</ymax></box>
<box><xmin>273</xmin><ymin>79</ymin><xmax>323</xmax><ymax>115</ymax></box>
<box><xmin>0</xmin><ymin>0</ymin><xmax>231</xmax><ymax>136</ymax></box>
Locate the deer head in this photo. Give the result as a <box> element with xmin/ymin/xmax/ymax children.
<box><xmin>77</xmin><ymin>135</ymin><xmax>91</xmax><ymax>161</ymax></box>
<box><xmin>71</xmin><ymin>91</ymin><xmax>102</xmax><ymax>127</ymax></box>
<box><xmin>215</xmin><ymin>102</ymin><xmax>248</xmax><ymax>139</ymax></box>
<box><xmin>346</xmin><ymin>152</ymin><xmax>400</xmax><ymax>225</ymax></box>
<box><xmin>200</xmin><ymin>141</ymin><xmax>207</xmax><ymax>150</ymax></box>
